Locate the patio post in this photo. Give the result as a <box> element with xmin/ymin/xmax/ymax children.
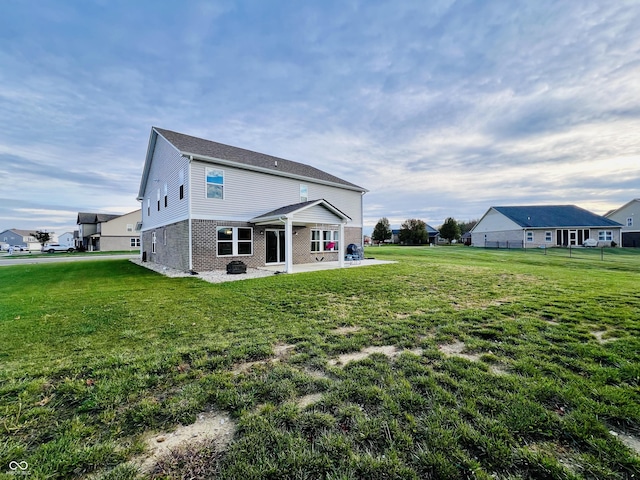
<box><xmin>339</xmin><ymin>222</ymin><xmax>345</xmax><ymax>268</ymax></box>
<box><xmin>285</xmin><ymin>217</ymin><xmax>293</xmax><ymax>273</ymax></box>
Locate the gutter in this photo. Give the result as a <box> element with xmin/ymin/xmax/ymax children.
<box><xmin>187</xmin><ymin>155</ymin><xmax>193</xmax><ymax>271</ymax></box>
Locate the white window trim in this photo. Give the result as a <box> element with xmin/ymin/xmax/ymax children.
<box><xmin>300</xmin><ymin>184</ymin><xmax>308</xmax><ymax>203</ymax></box>
<box><xmin>217</xmin><ymin>226</ymin><xmax>253</xmax><ymax>257</ymax></box>
<box><xmin>526</xmin><ymin>231</ymin><xmax>534</xmax><ymax>242</ymax></box>
<box><xmin>130</xmin><ymin>238</ymin><xmax>140</xmax><ymax>247</ymax></box>
<box><xmin>206</xmin><ymin>167</ymin><xmax>225</xmax><ymax>199</ymax></box>
<box><xmin>152</xmin><ymin>232</ymin><xmax>156</xmax><ymax>253</ymax></box>
<box><xmin>545</xmin><ymin>231</ymin><xmax>552</xmax><ymax>242</ymax></box>
<box><xmin>627</xmin><ymin>217</ymin><xmax>633</xmax><ymax>227</ymax></box>
<box><xmin>598</xmin><ymin>230</ymin><xmax>613</xmax><ymax>241</ymax></box>
<box><xmin>311</xmin><ymin>229</ymin><xmax>339</xmax><ymax>252</ymax></box>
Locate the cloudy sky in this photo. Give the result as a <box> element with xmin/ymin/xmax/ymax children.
<box><xmin>1</xmin><ymin>0</ymin><xmax>639</xmax><ymax>236</ymax></box>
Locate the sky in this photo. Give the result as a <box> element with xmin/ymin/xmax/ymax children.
<box><xmin>1</xmin><ymin>0</ymin><xmax>639</xmax><ymax>237</ymax></box>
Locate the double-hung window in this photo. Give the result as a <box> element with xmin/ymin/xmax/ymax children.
<box><xmin>130</xmin><ymin>238</ymin><xmax>140</xmax><ymax>247</ymax></box>
<box><xmin>217</xmin><ymin>227</ymin><xmax>253</xmax><ymax>256</ymax></box>
<box><xmin>152</xmin><ymin>232</ymin><xmax>156</xmax><ymax>253</ymax></box>
<box><xmin>179</xmin><ymin>169</ymin><xmax>185</xmax><ymax>200</ymax></box>
<box><xmin>164</xmin><ymin>183</ymin><xmax>168</xmax><ymax>208</ymax></box>
<box><xmin>311</xmin><ymin>229</ymin><xmax>339</xmax><ymax>252</ymax></box>
<box><xmin>545</xmin><ymin>231</ymin><xmax>552</xmax><ymax>242</ymax></box>
<box><xmin>598</xmin><ymin>230</ymin><xmax>613</xmax><ymax>241</ymax></box>
<box><xmin>526</xmin><ymin>231</ymin><xmax>533</xmax><ymax>243</ymax></box>
<box><xmin>206</xmin><ymin>168</ymin><xmax>224</xmax><ymax>199</ymax></box>
<box><xmin>627</xmin><ymin>217</ymin><xmax>633</xmax><ymax>227</ymax></box>
<box><xmin>300</xmin><ymin>184</ymin><xmax>308</xmax><ymax>202</ymax></box>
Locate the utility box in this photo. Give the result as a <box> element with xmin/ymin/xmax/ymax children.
<box><xmin>226</xmin><ymin>260</ymin><xmax>247</xmax><ymax>274</ymax></box>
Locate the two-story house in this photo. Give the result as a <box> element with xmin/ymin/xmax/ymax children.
<box><xmin>137</xmin><ymin>127</ymin><xmax>367</xmax><ymax>273</ymax></box>
<box><xmin>605</xmin><ymin>199</ymin><xmax>640</xmax><ymax>248</ymax></box>
<box><xmin>77</xmin><ymin>210</ymin><xmax>141</xmax><ymax>251</ymax></box>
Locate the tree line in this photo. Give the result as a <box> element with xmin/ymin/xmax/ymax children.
<box><xmin>371</xmin><ymin>217</ymin><xmax>477</xmax><ymax>245</ymax></box>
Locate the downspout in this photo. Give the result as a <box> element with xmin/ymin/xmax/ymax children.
<box><xmin>361</xmin><ymin>191</ymin><xmax>365</xmax><ymax>247</ymax></box>
<box><xmin>188</xmin><ymin>156</ymin><xmax>193</xmax><ymax>271</ymax></box>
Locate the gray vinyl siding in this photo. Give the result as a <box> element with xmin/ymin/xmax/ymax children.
<box><xmin>294</xmin><ymin>204</ymin><xmax>343</xmax><ymax>224</ymax></box>
<box><xmin>190</xmin><ymin>160</ymin><xmax>363</xmax><ymax>226</ymax></box>
<box><xmin>141</xmin><ymin>135</ymin><xmax>190</xmax><ymax>231</ymax></box>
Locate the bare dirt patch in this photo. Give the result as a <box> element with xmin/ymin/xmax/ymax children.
<box><xmin>591</xmin><ymin>330</ymin><xmax>614</xmax><ymax>344</ymax></box>
<box><xmin>135</xmin><ymin>411</ymin><xmax>235</xmax><ymax>474</ymax></box>
<box><xmin>610</xmin><ymin>429</ymin><xmax>640</xmax><ymax>455</ymax></box>
<box><xmin>328</xmin><ymin>346</ymin><xmax>423</xmax><ymax>366</ymax></box>
<box><xmin>438</xmin><ymin>341</ymin><xmax>481</xmax><ymax>362</ymax></box>
<box><xmin>297</xmin><ymin>393</ymin><xmax>324</xmax><ymax>408</ymax></box>
<box><xmin>331</xmin><ymin>326</ymin><xmax>361</xmax><ymax>335</ymax></box>
<box><xmin>232</xmin><ymin>343</ymin><xmax>296</xmax><ymax>374</ymax></box>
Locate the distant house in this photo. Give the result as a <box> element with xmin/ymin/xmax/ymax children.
<box><xmin>605</xmin><ymin>199</ymin><xmax>640</xmax><ymax>247</ymax></box>
<box><xmin>470</xmin><ymin>205</ymin><xmax>623</xmax><ymax>248</ymax></box>
<box><xmin>58</xmin><ymin>232</ymin><xmax>77</xmax><ymax>249</ymax></box>
<box><xmin>0</xmin><ymin>229</ymin><xmax>38</xmax><ymax>250</ymax></box>
<box><xmin>77</xmin><ymin>210</ymin><xmax>141</xmax><ymax>251</ymax></box>
<box><xmin>136</xmin><ymin>127</ymin><xmax>367</xmax><ymax>273</ymax></box>
<box><xmin>391</xmin><ymin>225</ymin><xmax>439</xmax><ymax>245</ymax></box>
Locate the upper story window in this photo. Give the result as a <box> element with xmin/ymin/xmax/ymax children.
<box><xmin>300</xmin><ymin>184</ymin><xmax>308</xmax><ymax>202</ymax></box>
<box><xmin>206</xmin><ymin>168</ymin><xmax>224</xmax><ymax>199</ymax></box>
<box><xmin>627</xmin><ymin>217</ymin><xmax>633</xmax><ymax>227</ymax></box>
<box><xmin>147</xmin><ymin>198</ymin><xmax>150</xmax><ymax>216</ymax></box>
<box><xmin>179</xmin><ymin>169</ymin><xmax>185</xmax><ymax>200</ymax></box>
<box><xmin>157</xmin><ymin>188</ymin><xmax>161</xmax><ymax>211</ymax></box>
<box><xmin>126</xmin><ymin>224</ymin><xmax>133</xmax><ymax>232</ymax></box>
<box><xmin>164</xmin><ymin>183</ymin><xmax>168</xmax><ymax>208</ymax></box>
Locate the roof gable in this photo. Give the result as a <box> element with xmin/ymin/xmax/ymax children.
<box><xmin>251</xmin><ymin>199</ymin><xmax>350</xmax><ymax>224</ymax></box>
<box><xmin>152</xmin><ymin>127</ymin><xmax>366</xmax><ymax>192</ymax></box>
<box><xmin>493</xmin><ymin>205</ymin><xmax>622</xmax><ymax>228</ymax></box>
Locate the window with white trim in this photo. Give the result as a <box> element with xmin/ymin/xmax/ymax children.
<box><xmin>157</xmin><ymin>188</ymin><xmax>161</xmax><ymax>211</ymax></box>
<box><xmin>147</xmin><ymin>198</ymin><xmax>150</xmax><ymax>216</ymax></box>
<box><xmin>217</xmin><ymin>227</ymin><xmax>253</xmax><ymax>256</ymax></box>
<box><xmin>311</xmin><ymin>229</ymin><xmax>339</xmax><ymax>252</ymax></box>
<box><xmin>300</xmin><ymin>184</ymin><xmax>308</xmax><ymax>202</ymax></box>
<box><xmin>598</xmin><ymin>230</ymin><xmax>613</xmax><ymax>241</ymax></box>
<box><xmin>179</xmin><ymin>169</ymin><xmax>185</xmax><ymax>200</ymax></box>
<box><xmin>163</xmin><ymin>229</ymin><xmax>167</xmax><ymax>246</ymax></box>
<box><xmin>130</xmin><ymin>238</ymin><xmax>140</xmax><ymax>247</ymax></box>
<box><xmin>164</xmin><ymin>183</ymin><xmax>168</xmax><ymax>208</ymax></box>
<box><xmin>206</xmin><ymin>168</ymin><xmax>224</xmax><ymax>199</ymax></box>
<box><xmin>627</xmin><ymin>217</ymin><xmax>633</xmax><ymax>227</ymax></box>
<box><xmin>152</xmin><ymin>232</ymin><xmax>156</xmax><ymax>253</ymax></box>
<box><xmin>545</xmin><ymin>231</ymin><xmax>552</xmax><ymax>242</ymax></box>
<box><xmin>526</xmin><ymin>231</ymin><xmax>533</xmax><ymax>243</ymax></box>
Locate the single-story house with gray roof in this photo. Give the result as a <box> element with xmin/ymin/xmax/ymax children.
<box><xmin>137</xmin><ymin>127</ymin><xmax>367</xmax><ymax>273</ymax></box>
<box><xmin>470</xmin><ymin>205</ymin><xmax>623</xmax><ymax>248</ymax></box>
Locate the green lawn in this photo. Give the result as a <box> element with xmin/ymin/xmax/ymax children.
<box><xmin>1</xmin><ymin>247</ymin><xmax>639</xmax><ymax>479</ymax></box>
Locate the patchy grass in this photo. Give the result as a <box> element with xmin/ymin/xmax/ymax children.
<box><xmin>1</xmin><ymin>247</ymin><xmax>639</xmax><ymax>479</ymax></box>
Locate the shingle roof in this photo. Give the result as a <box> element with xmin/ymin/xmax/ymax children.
<box><xmin>77</xmin><ymin>212</ymin><xmax>120</xmax><ymax>224</ymax></box>
<box><xmin>154</xmin><ymin>127</ymin><xmax>366</xmax><ymax>191</ymax></box>
<box><xmin>251</xmin><ymin>199</ymin><xmax>350</xmax><ymax>223</ymax></box>
<box><xmin>493</xmin><ymin>205</ymin><xmax>623</xmax><ymax>228</ymax></box>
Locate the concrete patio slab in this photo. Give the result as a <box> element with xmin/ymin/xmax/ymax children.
<box><xmin>258</xmin><ymin>258</ymin><xmax>395</xmax><ymax>274</ymax></box>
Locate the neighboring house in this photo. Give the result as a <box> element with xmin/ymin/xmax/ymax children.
<box><xmin>391</xmin><ymin>225</ymin><xmax>439</xmax><ymax>244</ymax></box>
<box><xmin>137</xmin><ymin>127</ymin><xmax>367</xmax><ymax>273</ymax></box>
<box><xmin>470</xmin><ymin>205</ymin><xmax>623</xmax><ymax>248</ymax></box>
<box><xmin>0</xmin><ymin>229</ymin><xmax>39</xmax><ymax>250</ymax></box>
<box><xmin>77</xmin><ymin>210</ymin><xmax>141</xmax><ymax>251</ymax></box>
<box><xmin>58</xmin><ymin>232</ymin><xmax>77</xmax><ymax>249</ymax></box>
<box><xmin>604</xmin><ymin>199</ymin><xmax>640</xmax><ymax>247</ymax></box>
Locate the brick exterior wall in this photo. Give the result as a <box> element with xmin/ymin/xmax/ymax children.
<box><xmin>145</xmin><ymin>220</ymin><xmax>363</xmax><ymax>272</ymax></box>
<box><xmin>142</xmin><ymin>220</ymin><xmax>189</xmax><ymax>271</ymax></box>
